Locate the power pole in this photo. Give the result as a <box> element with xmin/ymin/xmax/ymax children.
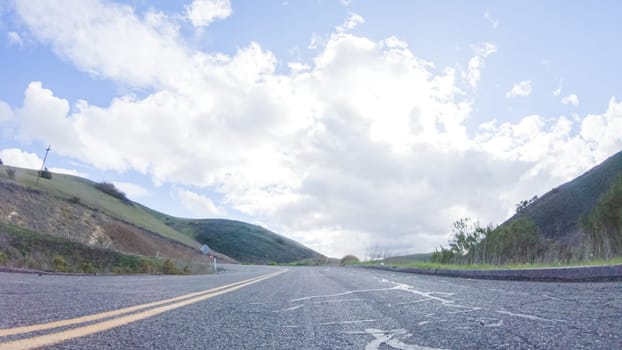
<box><xmin>36</xmin><ymin>145</ymin><xmax>51</xmax><ymax>185</ymax></box>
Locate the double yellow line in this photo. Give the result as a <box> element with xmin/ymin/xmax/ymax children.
<box><xmin>0</xmin><ymin>270</ymin><xmax>286</xmax><ymax>350</ymax></box>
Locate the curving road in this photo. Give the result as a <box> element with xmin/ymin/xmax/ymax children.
<box><xmin>1</xmin><ymin>265</ymin><xmax>620</xmax><ymax>349</ymax></box>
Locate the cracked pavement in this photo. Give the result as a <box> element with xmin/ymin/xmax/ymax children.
<box><xmin>1</xmin><ymin>265</ymin><xmax>620</xmax><ymax>349</ymax></box>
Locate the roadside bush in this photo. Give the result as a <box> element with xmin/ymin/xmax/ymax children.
<box><xmin>0</xmin><ymin>251</ymin><xmax>8</xmax><ymax>265</ymax></box>
<box><xmin>23</xmin><ymin>256</ymin><xmax>40</xmax><ymax>270</ymax></box>
<box><xmin>139</xmin><ymin>258</ymin><xmax>153</xmax><ymax>274</ymax></box>
<box><xmin>183</xmin><ymin>265</ymin><xmax>190</xmax><ymax>274</ymax></box>
<box><xmin>69</xmin><ymin>196</ymin><xmax>81</xmax><ymax>204</ymax></box>
<box><xmin>162</xmin><ymin>259</ymin><xmax>180</xmax><ymax>275</ymax></box>
<box><xmin>39</xmin><ymin>168</ymin><xmax>53</xmax><ymax>180</ymax></box>
<box><xmin>81</xmin><ymin>262</ymin><xmax>96</xmax><ymax>273</ymax></box>
<box><xmin>52</xmin><ymin>255</ymin><xmax>68</xmax><ymax>272</ymax></box>
<box><xmin>94</xmin><ymin>182</ymin><xmax>132</xmax><ymax>205</ymax></box>
<box><xmin>340</xmin><ymin>254</ymin><xmax>360</xmax><ymax>266</ymax></box>
<box><xmin>6</xmin><ymin>168</ymin><xmax>15</xmax><ymax>179</ymax></box>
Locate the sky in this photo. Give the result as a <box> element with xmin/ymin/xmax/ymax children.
<box><xmin>1</xmin><ymin>0</ymin><xmax>621</xmax><ymax>259</ymax></box>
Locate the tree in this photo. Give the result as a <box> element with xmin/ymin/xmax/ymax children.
<box><xmin>516</xmin><ymin>195</ymin><xmax>538</xmax><ymax>213</ymax></box>
<box><xmin>582</xmin><ymin>176</ymin><xmax>622</xmax><ymax>259</ymax></box>
<box><xmin>340</xmin><ymin>254</ymin><xmax>360</xmax><ymax>266</ymax></box>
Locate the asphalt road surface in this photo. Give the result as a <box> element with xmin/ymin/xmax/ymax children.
<box><xmin>1</xmin><ymin>265</ymin><xmax>620</xmax><ymax>349</ymax></box>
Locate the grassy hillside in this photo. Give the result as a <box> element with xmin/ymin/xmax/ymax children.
<box><xmin>0</xmin><ymin>164</ymin><xmax>323</xmax><ymax>266</ymax></box>
<box><xmin>149</xmin><ymin>211</ymin><xmax>324</xmax><ymax>264</ymax></box>
<box><xmin>0</xmin><ymin>165</ymin><xmax>199</xmax><ymax>249</ymax></box>
<box><xmin>431</xmin><ymin>150</ymin><xmax>622</xmax><ymax>265</ymax></box>
<box><xmin>510</xmin><ymin>150</ymin><xmax>622</xmax><ymax>241</ymax></box>
<box><xmin>0</xmin><ymin>223</ymin><xmax>162</xmax><ymax>273</ymax></box>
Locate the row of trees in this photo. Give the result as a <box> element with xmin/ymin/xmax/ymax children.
<box><xmin>431</xmin><ymin>217</ymin><xmax>543</xmax><ymax>265</ymax></box>
<box><xmin>581</xmin><ymin>176</ymin><xmax>622</xmax><ymax>259</ymax></box>
<box><xmin>433</xmin><ymin>176</ymin><xmax>622</xmax><ymax>265</ymax></box>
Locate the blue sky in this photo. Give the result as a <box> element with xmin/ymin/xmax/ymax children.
<box><xmin>1</xmin><ymin>0</ymin><xmax>621</xmax><ymax>258</ymax></box>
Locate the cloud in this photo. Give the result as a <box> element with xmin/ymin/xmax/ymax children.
<box><xmin>0</xmin><ymin>100</ymin><xmax>13</xmax><ymax>121</ymax></box>
<box><xmin>553</xmin><ymin>81</ymin><xmax>562</xmax><ymax>96</ymax></box>
<box><xmin>336</xmin><ymin>12</ymin><xmax>364</xmax><ymax>33</ymax></box>
<box><xmin>7</xmin><ymin>31</ymin><xmax>23</xmax><ymax>47</ymax></box>
<box><xmin>175</xmin><ymin>188</ymin><xmax>223</xmax><ymax>217</ymax></box>
<box><xmin>561</xmin><ymin>94</ymin><xmax>579</xmax><ymax>106</ymax></box>
<box><xmin>483</xmin><ymin>12</ymin><xmax>499</xmax><ymax>28</ymax></box>
<box><xmin>0</xmin><ymin>148</ymin><xmax>42</xmax><ymax>169</ymax></box>
<box><xmin>10</xmin><ymin>2</ymin><xmax>622</xmax><ymax>258</ymax></box>
<box><xmin>465</xmin><ymin>42</ymin><xmax>496</xmax><ymax>88</ymax></box>
<box><xmin>185</xmin><ymin>0</ymin><xmax>232</xmax><ymax>28</ymax></box>
<box><xmin>14</xmin><ymin>0</ymin><xmax>190</xmax><ymax>88</ymax></box>
<box><xmin>308</xmin><ymin>33</ymin><xmax>323</xmax><ymax>49</ymax></box>
<box><xmin>505</xmin><ymin>80</ymin><xmax>532</xmax><ymax>98</ymax></box>
<box><xmin>113</xmin><ymin>181</ymin><xmax>149</xmax><ymax>199</ymax></box>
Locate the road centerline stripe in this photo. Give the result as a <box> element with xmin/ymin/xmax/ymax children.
<box><xmin>0</xmin><ymin>269</ymin><xmax>286</xmax><ymax>349</ymax></box>
<box><xmin>0</xmin><ymin>272</ymin><xmax>275</xmax><ymax>338</ymax></box>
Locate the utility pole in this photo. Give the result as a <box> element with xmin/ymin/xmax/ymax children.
<box><xmin>36</xmin><ymin>145</ymin><xmax>51</xmax><ymax>185</ymax></box>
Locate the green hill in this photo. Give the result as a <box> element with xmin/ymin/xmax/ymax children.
<box><xmin>510</xmin><ymin>150</ymin><xmax>622</xmax><ymax>242</ymax></box>
<box><xmin>431</xmin><ymin>150</ymin><xmax>622</xmax><ymax>265</ymax></box>
<box><xmin>146</xmin><ymin>209</ymin><xmax>324</xmax><ymax>264</ymax></box>
<box><xmin>0</xmin><ymin>165</ymin><xmax>323</xmax><ymax>268</ymax></box>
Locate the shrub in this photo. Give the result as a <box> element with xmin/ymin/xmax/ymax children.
<box><xmin>23</xmin><ymin>256</ymin><xmax>40</xmax><ymax>270</ymax></box>
<box><xmin>162</xmin><ymin>259</ymin><xmax>179</xmax><ymax>275</ymax></box>
<box><xmin>139</xmin><ymin>259</ymin><xmax>153</xmax><ymax>274</ymax></box>
<box><xmin>39</xmin><ymin>168</ymin><xmax>53</xmax><ymax>180</ymax></box>
<box><xmin>0</xmin><ymin>251</ymin><xmax>8</xmax><ymax>265</ymax></box>
<box><xmin>7</xmin><ymin>168</ymin><xmax>16</xmax><ymax>180</ymax></box>
<box><xmin>81</xmin><ymin>262</ymin><xmax>96</xmax><ymax>273</ymax></box>
<box><xmin>69</xmin><ymin>196</ymin><xmax>81</xmax><ymax>204</ymax></box>
<box><xmin>52</xmin><ymin>255</ymin><xmax>68</xmax><ymax>272</ymax></box>
<box><xmin>94</xmin><ymin>182</ymin><xmax>131</xmax><ymax>204</ymax></box>
<box><xmin>183</xmin><ymin>265</ymin><xmax>190</xmax><ymax>274</ymax></box>
<box><xmin>340</xmin><ymin>254</ymin><xmax>360</xmax><ymax>266</ymax></box>
<box><xmin>0</xmin><ymin>158</ymin><xmax>3</xmax><ymax>165</ymax></box>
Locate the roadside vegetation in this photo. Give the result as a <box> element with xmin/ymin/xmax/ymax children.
<box><xmin>0</xmin><ymin>223</ymin><xmax>196</xmax><ymax>274</ymax></box>
<box><xmin>426</xmin><ymin>175</ymin><xmax>622</xmax><ymax>267</ymax></box>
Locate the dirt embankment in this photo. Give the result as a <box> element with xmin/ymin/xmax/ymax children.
<box><xmin>0</xmin><ymin>182</ymin><xmax>234</xmax><ymax>263</ymax></box>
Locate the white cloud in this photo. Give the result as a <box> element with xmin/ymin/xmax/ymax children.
<box><xmin>175</xmin><ymin>189</ymin><xmax>223</xmax><ymax>217</ymax></box>
<box><xmin>308</xmin><ymin>33</ymin><xmax>323</xmax><ymax>49</ymax></box>
<box><xmin>113</xmin><ymin>181</ymin><xmax>149</xmax><ymax>199</ymax></box>
<box><xmin>14</xmin><ymin>0</ymin><xmax>191</xmax><ymax>88</ymax></box>
<box><xmin>9</xmin><ymin>3</ymin><xmax>622</xmax><ymax>258</ymax></box>
<box><xmin>0</xmin><ymin>148</ymin><xmax>42</xmax><ymax>169</ymax></box>
<box><xmin>483</xmin><ymin>12</ymin><xmax>499</xmax><ymax>28</ymax></box>
<box><xmin>0</xmin><ymin>100</ymin><xmax>14</xmax><ymax>121</ymax></box>
<box><xmin>505</xmin><ymin>80</ymin><xmax>532</xmax><ymax>98</ymax></box>
<box><xmin>561</xmin><ymin>94</ymin><xmax>579</xmax><ymax>106</ymax></box>
<box><xmin>336</xmin><ymin>12</ymin><xmax>364</xmax><ymax>33</ymax></box>
<box><xmin>553</xmin><ymin>81</ymin><xmax>562</xmax><ymax>96</ymax></box>
<box><xmin>185</xmin><ymin>0</ymin><xmax>232</xmax><ymax>28</ymax></box>
<box><xmin>7</xmin><ymin>31</ymin><xmax>23</xmax><ymax>47</ymax></box>
<box><xmin>465</xmin><ymin>42</ymin><xmax>496</xmax><ymax>88</ymax></box>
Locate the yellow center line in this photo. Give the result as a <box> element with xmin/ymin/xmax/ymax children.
<box><xmin>0</xmin><ymin>270</ymin><xmax>286</xmax><ymax>350</ymax></box>
<box><xmin>0</xmin><ymin>271</ymin><xmax>278</xmax><ymax>338</ymax></box>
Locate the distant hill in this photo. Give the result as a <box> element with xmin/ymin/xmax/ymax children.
<box><xmin>508</xmin><ymin>150</ymin><xmax>622</xmax><ymax>244</ymax></box>
<box><xmin>0</xmin><ymin>165</ymin><xmax>323</xmax><ymax>270</ymax></box>
<box><xmin>147</xmin><ymin>210</ymin><xmax>324</xmax><ymax>264</ymax></box>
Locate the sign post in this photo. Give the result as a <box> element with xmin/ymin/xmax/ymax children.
<box><xmin>200</xmin><ymin>244</ymin><xmax>218</xmax><ymax>273</ymax></box>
